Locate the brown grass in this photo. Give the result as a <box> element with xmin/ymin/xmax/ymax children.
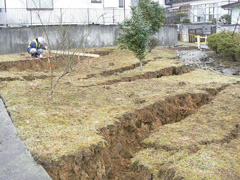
<box><xmin>0</xmin><ymin>47</ymin><xmax>239</xmax><ymax>179</ymax></box>
<box><xmin>132</xmin><ymin>84</ymin><xmax>240</xmax><ymax>180</ymax></box>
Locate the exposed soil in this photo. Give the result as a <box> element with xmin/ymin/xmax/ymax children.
<box><xmin>87</xmin><ymin>59</ymin><xmax>153</xmax><ymax>78</ymax></box>
<box><xmin>0</xmin><ymin>75</ymin><xmax>50</xmax><ymax>82</ymax></box>
<box><xmin>99</xmin><ymin>87</ymin><xmax>224</xmax><ymax>180</ymax></box>
<box><xmin>0</xmin><ymin>47</ymin><xmax>239</xmax><ymax>180</ymax></box>
<box><xmin>38</xmin><ymin>86</ymin><xmax>224</xmax><ymax>180</ymax></box>
<box><xmin>80</xmin><ymin>65</ymin><xmax>194</xmax><ymax>88</ymax></box>
<box><xmin>0</xmin><ymin>58</ymin><xmax>61</xmax><ymax>72</ymax></box>
<box><xmin>0</xmin><ymin>77</ymin><xmax>23</xmax><ymax>82</ymax></box>
<box><xmin>22</xmin><ymin>75</ymin><xmax>49</xmax><ymax>81</ymax></box>
<box><xmin>99</xmin><ymin>65</ymin><xmax>193</xmax><ymax>86</ymax></box>
<box><xmin>132</xmin><ymin>84</ymin><xmax>240</xmax><ymax>180</ymax></box>
<box><xmin>0</xmin><ymin>56</ymin><xmax>91</xmax><ymax>72</ymax></box>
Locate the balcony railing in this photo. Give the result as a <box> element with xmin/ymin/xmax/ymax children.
<box><xmin>0</xmin><ymin>8</ymin><xmax>131</xmax><ymax>27</ymax></box>
<box><xmin>165</xmin><ymin>9</ymin><xmax>222</xmax><ymax>24</ymax></box>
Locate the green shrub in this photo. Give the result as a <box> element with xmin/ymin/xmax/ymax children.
<box><xmin>208</xmin><ymin>31</ymin><xmax>240</xmax><ymax>61</ymax></box>
<box><xmin>212</xmin><ymin>18</ymin><xmax>217</xmax><ymax>24</ymax></box>
<box><xmin>118</xmin><ymin>7</ymin><xmax>151</xmax><ymax>62</ymax></box>
<box><xmin>177</xmin><ymin>12</ymin><xmax>188</xmax><ymax>17</ymax></box>
<box><xmin>117</xmin><ymin>0</ymin><xmax>166</xmax><ymax>70</ymax></box>
<box><xmin>219</xmin><ymin>14</ymin><xmax>231</xmax><ymax>24</ymax></box>
<box><xmin>207</xmin><ymin>33</ymin><xmax>219</xmax><ymax>53</ymax></box>
<box><xmin>182</xmin><ymin>19</ymin><xmax>191</xmax><ymax>24</ymax></box>
<box><xmin>137</xmin><ymin>0</ymin><xmax>166</xmax><ymax>35</ymax></box>
<box><xmin>217</xmin><ymin>33</ymin><xmax>238</xmax><ymax>60</ymax></box>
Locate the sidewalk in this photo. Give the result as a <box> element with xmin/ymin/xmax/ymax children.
<box><xmin>0</xmin><ymin>99</ymin><xmax>52</xmax><ymax>180</ymax></box>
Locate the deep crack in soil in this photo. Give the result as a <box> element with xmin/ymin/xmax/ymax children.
<box><xmin>0</xmin><ymin>75</ymin><xmax>50</xmax><ymax>82</ymax></box>
<box><xmin>100</xmin><ymin>65</ymin><xmax>193</xmax><ymax>86</ymax></box>
<box><xmin>22</xmin><ymin>75</ymin><xmax>50</xmax><ymax>81</ymax></box>
<box><xmin>0</xmin><ymin>77</ymin><xmax>22</xmax><ymax>82</ymax></box>
<box><xmin>40</xmin><ymin>86</ymin><xmax>226</xmax><ymax>180</ymax></box>
<box><xmin>80</xmin><ymin>65</ymin><xmax>194</xmax><ymax>88</ymax></box>
<box><xmin>0</xmin><ymin>58</ymin><xmax>59</xmax><ymax>71</ymax></box>
<box><xmin>99</xmin><ymin>86</ymin><xmax>225</xmax><ymax>180</ymax></box>
<box><xmin>86</xmin><ymin>59</ymin><xmax>153</xmax><ymax>78</ymax></box>
<box><xmin>0</xmin><ymin>56</ymin><xmax>88</xmax><ymax>72</ymax></box>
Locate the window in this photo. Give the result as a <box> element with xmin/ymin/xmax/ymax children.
<box><xmin>91</xmin><ymin>0</ymin><xmax>102</xmax><ymax>3</ymax></box>
<box><xmin>209</xmin><ymin>7</ymin><xmax>215</xmax><ymax>21</ymax></box>
<box><xmin>119</xmin><ymin>0</ymin><xmax>124</xmax><ymax>8</ymax></box>
<box><xmin>197</xmin><ymin>16</ymin><xmax>201</xmax><ymax>22</ymax></box>
<box><xmin>26</xmin><ymin>0</ymin><xmax>53</xmax><ymax>10</ymax></box>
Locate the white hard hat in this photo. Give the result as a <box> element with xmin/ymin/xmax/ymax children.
<box><xmin>38</xmin><ymin>37</ymin><xmax>44</xmax><ymax>44</ymax></box>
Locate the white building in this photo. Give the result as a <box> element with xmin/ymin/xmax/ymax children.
<box><xmin>166</xmin><ymin>0</ymin><xmax>238</xmax><ymax>23</ymax></box>
<box><xmin>222</xmin><ymin>1</ymin><xmax>240</xmax><ymax>24</ymax></box>
<box><xmin>132</xmin><ymin>0</ymin><xmax>168</xmax><ymax>7</ymax></box>
<box><xmin>0</xmin><ymin>0</ymin><xmax>133</xmax><ymax>26</ymax></box>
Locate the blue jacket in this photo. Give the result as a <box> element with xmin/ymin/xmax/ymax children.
<box><xmin>27</xmin><ymin>39</ymin><xmax>46</xmax><ymax>55</ymax></box>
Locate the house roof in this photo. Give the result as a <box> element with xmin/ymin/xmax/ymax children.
<box><xmin>222</xmin><ymin>2</ymin><xmax>240</xmax><ymax>9</ymax></box>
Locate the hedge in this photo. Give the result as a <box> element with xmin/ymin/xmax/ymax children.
<box><xmin>208</xmin><ymin>31</ymin><xmax>240</xmax><ymax>61</ymax></box>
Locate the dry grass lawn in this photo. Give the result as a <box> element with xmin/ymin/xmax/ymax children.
<box><xmin>0</xmin><ymin>47</ymin><xmax>239</xmax><ymax>179</ymax></box>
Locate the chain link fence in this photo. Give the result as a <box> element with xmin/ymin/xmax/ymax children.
<box><xmin>0</xmin><ymin>8</ymin><xmax>131</xmax><ymax>26</ymax></box>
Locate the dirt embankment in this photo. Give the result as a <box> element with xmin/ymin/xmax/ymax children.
<box><xmin>87</xmin><ymin>59</ymin><xmax>154</xmax><ymax>78</ymax></box>
<box><xmin>0</xmin><ymin>55</ymin><xmax>91</xmax><ymax>72</ymax></box>
<box><xmin>132</xmin><ymin>83</ymin><xmax>240</xmax><ymax>180</ymax></box>
<box><xmin>39</xmin><ymin>86</ymin><xmax>225</xmax><ymax>180</ymax></box>
<box><xmin>99</xmin><ymin>65</ymin><xmax>193</xmax><ymax>86</ymax></box>
<box><xmin>0</xmin><ymin>75</ymin><xmax>50</xmax><ymax>82</ymax></box>
<box><xmin>79</xmin><ymin>65</ymin><xmax>194</xmax><ymax>88</ymax></box>
<box><xmin>0</xmin><ymin>58</ymin><xmax>60</xmax><ymax>72</ymax></box>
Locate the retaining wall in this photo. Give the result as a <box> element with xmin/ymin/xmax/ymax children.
<box><xmin>216</xmin><ymin>24</ymin><xmax>240</xmax><ymax>33</ymax></box>
<box><xmin>0</xmin><ymin>25</ymin><xmax>178</xmax><ymax>55</ymax></box>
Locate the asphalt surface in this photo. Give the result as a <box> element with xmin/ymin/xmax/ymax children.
<box><xmin>0</xmin><ymin>99</ymin><xmax>52</xmax><ymax>180</ymax></box>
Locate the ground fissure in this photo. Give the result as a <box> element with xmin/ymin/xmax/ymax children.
<box><xmin>98</xmin><ymin>86</ymin><xmax>225</xmax><ymax>180</ymax></box>
<box><xmin>1</xmin><ymin>48</ymin><xmax>239</xmax><ymax>180</ymax></box>
<box><xmin>79</xmin><ymin>65</ymin><xmax>194</xmax><ymax>88</ymax></box>
<box><xmin>37</xmin><ymin>88</ymin><xmax>222</xmax><ymax>180</ymax></box>
<box><xmin>87</xmin><ymin>59</ymin><xmax>153</xmax><ymax>78</ymax></box>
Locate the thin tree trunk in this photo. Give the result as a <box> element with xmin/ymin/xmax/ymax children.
<box><xmin>140</xmin><ymin>60</ymin><xmax>143</xmax><ymax>71</ymax></box>
<box><xmin>50</xmin><ymin>71</ymin><xmax>68</xmax><ymax>96</ymax></box>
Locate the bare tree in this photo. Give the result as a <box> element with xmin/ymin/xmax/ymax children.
<box><xmin>24</xmin><ymin>0</ymin><xmax>103</xmax><ymax>95</ymax></box>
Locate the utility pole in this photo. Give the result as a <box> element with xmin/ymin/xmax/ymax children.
<box><xmin>4</xmin><ymin>0</ymin><xmax>7</xmax><ymax>12</ymax></box>
<box><xmin>228</xmin><ymin>0</ymin><xmax>230</xmax><ymax>15</ymax></box>
<box><xmin>124</xmin><ymin>0</ymin><xmax>126</xmax><ymax>20</ymax></box>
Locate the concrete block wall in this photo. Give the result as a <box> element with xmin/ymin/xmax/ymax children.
<box><xmin>157</xmin><ymin>25</ymin><xmax>178</xmax><ymax>46</ymax></box>
<box><xmin>179</xmin><ymin>24</ymin><xmax>216</xmax><ymax>42</ymax></box>
<box><xmin>216</xmin><ymin>25</ymin><xmax>240</xmax><ymax>33</ymax></box>
<box><xmin>0</xmin><ymin>25</ymin><xmax>177</xmax><ymax>55</ymax></box>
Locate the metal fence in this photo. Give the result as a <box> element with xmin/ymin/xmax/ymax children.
<box><xmin>166</xmin><ymin>6</ymin><xmax>224</xmax><ymax>24</ymax></box>
<box><xmin>0</xmin><ymin>8</ymin><xmax>131</xmax><ymax>26</ymax></box>
<box><xmin>166</xmin><ymin>11</ymin><xmax>190</xmax><ymax>24</ymax></box>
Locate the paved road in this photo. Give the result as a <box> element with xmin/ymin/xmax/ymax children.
<box><xmin>0</xmin><ymin>99</ymin><xmax>52</xmax><ymax>180</ymax></box>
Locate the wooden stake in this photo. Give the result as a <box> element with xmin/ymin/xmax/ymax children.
<box><xmin>87</xmin><ymin>58</ymin><xmax>90</xmax><ymax>69</ymax></box>
<box><xmin>78</xmin><ymin>56</ymin><xmax>81</xmax><ymax>71</ymax></box>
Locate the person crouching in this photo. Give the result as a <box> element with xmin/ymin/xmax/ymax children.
<box><xmin>27</xmin><ymin>37</ymin><xmax>46</xmax><ymax>58</ymax></box>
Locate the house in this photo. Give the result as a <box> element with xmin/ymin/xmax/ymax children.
<box><xmin>166</xmin><ymin>0</ymin><xmax>238</xmax><ymax>24</ymax></box>
<box><xmin>0</xmin><ymin>0</ymin><xmax>133</xmax><ymax>26</ymax></box>
<box><xmin>222</xmin><ymin>1</ymin><xmax>240</xmax><ymax>24</ymax></box>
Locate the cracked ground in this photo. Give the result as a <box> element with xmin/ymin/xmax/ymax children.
<box><xmin>0</xmin><ymin>47</ymin><xmax>239</xmax><ymax>180</ymax></box>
